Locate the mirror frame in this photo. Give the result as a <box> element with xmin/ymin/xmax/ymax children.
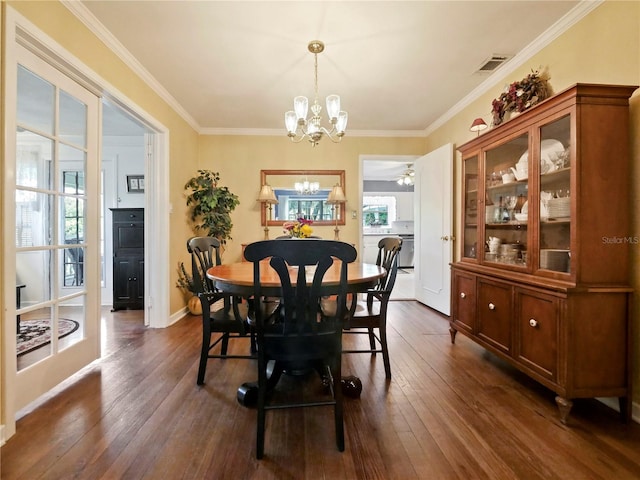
<box><xmin>260</xmin><ymin>169</ymin><xmax>346</xmax><ymax>226</ymax></box>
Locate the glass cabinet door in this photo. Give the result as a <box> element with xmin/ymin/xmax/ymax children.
<box><xmin>462</xmin><ymin>155</ymin><xmax>478</xmax><ymax>259</ymax></box>
<box><xmin>484</xmin><ymin>133</ymin><xmax>529</xmax><ymax>266</ymax></box>
<box><xmin>538</xmin><ymin>115</ymin><xmax>571</xmax><ymax>273</ymax></box>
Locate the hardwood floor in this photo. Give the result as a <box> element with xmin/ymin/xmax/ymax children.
<box><xmin>2</xmin><ymin>301</ymin><xmax>640</xmax><ymax>479</ymax></box>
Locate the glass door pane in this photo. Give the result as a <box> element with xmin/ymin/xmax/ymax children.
<box><xmin>484</xmin><ymin>133</ymin><xmax>529</xmax><ymax>266</ymax></box>
<box><xmin>539</xmin><ymin>115</ymin><xmax>571</xmax><ymax>273</ymax></box>
<box><xmin>462</xmin><ymin>155</ymin><xmax>478</xmax><ymax>259</ymax></box>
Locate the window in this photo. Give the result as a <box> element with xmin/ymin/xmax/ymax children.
<box><xmin>363</xmin><ymin>196</ymin><xmax>397</xmax><ymax>227</ymax></box>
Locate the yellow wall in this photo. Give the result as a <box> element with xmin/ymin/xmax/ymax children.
<box><xmin>197</xmin><ymin>135</ymin><xmax>426</xmax><ymax>264</ymax></box>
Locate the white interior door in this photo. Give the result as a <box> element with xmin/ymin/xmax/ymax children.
<box><xmin>414</xmin><ymin>144</ymin><xmax>454</xmax><ymax>314</ymax></box>
<box><xmin>6</xmin><ymin>44</ymin><xmax>101</xmax><ymax>420</ymax></box>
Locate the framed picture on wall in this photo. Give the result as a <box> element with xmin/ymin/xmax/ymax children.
<box><xmin>127</xmin><ymin>175</ymin><xmax>144</xmax><ymax>193</ymax></box>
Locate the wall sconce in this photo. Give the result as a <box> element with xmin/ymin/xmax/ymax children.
<box><xmin>469</xmin><ymin>117</ymin><xmax>488</xmax><ymax>136</ymax></box>
<box><xmin>326</xmin><ymin>184</ymin><xmax>347</xmax><ymax>240</ymax></box>
<box><xmin>257</xmin><ymin>184</ymin><xmax>278</xmax><ymax>239</ymax></box>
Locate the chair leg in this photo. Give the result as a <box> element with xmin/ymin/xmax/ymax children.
<box><xmin>367</xmin><ymin>327</ymin><xmax>376</xmax><ymax>352</ymax></box>
<box><xmin>379</xmin><ymin>325</ymin><xmax>391</xmax><ymax>379</ymax></box>
<box><xmin>250</xmin><ymin>329</ymin><xmax>257</xmax><ymax>355</ymax></box>
<box><xmin>197</xmin><ymin>324</ymin><xmax>211</xmax><ymax>385</ymax></box>
<box><xmin>332</xmin><ymin>360</ymin><xmax>345</xmax><ymax>452</ymax></box>
<box><xmin>256</xmin><ymin>355</ymin><xmax>268</xmax><ymax>459</ymax></box>
<box><xmin>220</xmin><ymin>333</ymin><xmax>230</xmax><ymax>355</ymax></box>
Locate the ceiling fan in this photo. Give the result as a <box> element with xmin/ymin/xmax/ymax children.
<box><xmin>397</xmin><ymin>164</ymin><xmax>415</xmax><ymax>186</ymax></box>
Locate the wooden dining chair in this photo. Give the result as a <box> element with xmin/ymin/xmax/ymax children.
<box><xmin>243</xmin><ymin>239</ymin><xmax>357</xmax><ymax>459</ymax></box>
<box><xmin>187</xmin><ymin>236</ymin><xmax>255</xmax><ymax>386</ymax></box>
<box><xmin>341</xmin><ymin>237</ymin><xmax>402</xmax><ymax>379</ymax></box>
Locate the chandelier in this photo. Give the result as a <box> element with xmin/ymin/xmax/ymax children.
<box><xmin>295</xmin><ymin>179</ymin><xmax>320</xmax><ymax>195</ymax></box>
<box><xmin>285</xmin><ymin>40</ymin><xmax>348</xmax><ymax>147</ymax></box>
<box><xmin>397</xmin><ymin>164</ymin><xmax>415</xmax><ymax>186</ymax></box>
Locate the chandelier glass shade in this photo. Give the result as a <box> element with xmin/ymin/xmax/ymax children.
<box><xmin>397</xmin><ymin>164</ymin><xmax>415</xmax><ymax>186</ymax></box>
<box><xmin>295</xmin><ymin>180</ymin><xmax>320</xmax><ymax>195</ymax></box>
<box><xmin>285</xmin><ymin>40</ymin><xmax>348</xmax><ymax>147</ymax></box>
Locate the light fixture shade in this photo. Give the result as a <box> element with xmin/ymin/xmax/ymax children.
<box><xmin>326</xmin><ymin>185</ymin><xmax>346</xmax><ymax>204</ymax></box>
<box><xmin>336</xmin><ymin>111</ymin><xmax>348</xmax><ymax>133</ymax></box>
<box><xmin>257</xmin><ymin>184</ymin><xmax>278</xmax><ymax>204</ymax></box>
<box><xmin>326</xmin><ymin>94</ymin><xmax>341</xmax><ymax>120</ymax></box>
<box><xmin>294</xmin><ymin>96</ymin><xmax>308</xmax><ymax>120</ymax></box>
<box><xmin>470</xmin><ymin>117</ymin><xmax>488</xmax><ymax>132</ymax></box>
<box><xmin>285</xmin><ymin>111</ymin><xmax>297</xmax><ymax>134</ymax></box>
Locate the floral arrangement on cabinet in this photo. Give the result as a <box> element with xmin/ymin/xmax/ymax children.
<box><xmin>491</xmin><ymin>69</ymin><xmax>552</xmax><ymax>126</ymax></box>
<box><xmin>283</xmin><ymin>218</ymin><xmax>314</xmax><ymax>238</ymax></box>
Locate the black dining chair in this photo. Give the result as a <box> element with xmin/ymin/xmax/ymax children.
<box><xmin>187</xmin><ymin>236</ymin><xmax>255</xmax><ymax>386</ymax></box>
<box><xmin>341</xmin><ymin>237</ymin><xmax>402</xmax><ymax>379</ymax></box>
<box><xmin>243</xmin><ymin>239</ymin><xmax>357</xmax><ymax>459</ymax></box>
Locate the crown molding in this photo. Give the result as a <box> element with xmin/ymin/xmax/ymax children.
<box><xmin>424</xmin><ymin>0</ymin><xmax>603</xmax><ymax>136</ymax></box>
<box><xmin>62</xmin><ymin>0</ymin><xmax>200</xmax><ymax>133</ymax></box>
<box><xmin>199</xmin><ymin>127</ymin><xmax>427</xmax><ymax>138</ymax></box>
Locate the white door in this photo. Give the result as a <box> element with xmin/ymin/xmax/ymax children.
<box><xmin>414</xmin><ymin>144</ymin><xmax>454</xmax><ymax>314</ymax></box>
<box><xmin>6</xmin><ymin>45</ymin><xmax>100</xmax><ymax>420</ymax></box>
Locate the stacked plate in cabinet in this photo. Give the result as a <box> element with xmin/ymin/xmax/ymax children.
<box><xmin>547</xmin><ymin>197</ymin><xmax>570</xmax><ymax>219</ymax></box>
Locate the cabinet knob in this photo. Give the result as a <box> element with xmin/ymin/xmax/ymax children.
<box><xmin>460</xmin><ymin>292</ymin><xmax>466</xmax><ymax>299</ymax></box>
<box><xmin>529</xmin><ymin>318</ymin><xmax>538</xmax><ymax>328</ymax></box>
<box><xmin>488</xmin><ymin>303</ymin><xmax>495</xmax><ymax>310</ymax></box>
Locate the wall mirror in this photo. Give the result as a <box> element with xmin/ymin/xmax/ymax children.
<box><xmin>260</xmin><ymin>169</ymin><xmax>345</xmax><ymax>226</ymax></box>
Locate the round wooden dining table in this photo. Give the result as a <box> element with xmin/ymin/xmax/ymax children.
<box><xmin>206</xmin><ymin>260</ymin><xmax>386</xmax><ymax>406</ymax></box>
<box><xmin>206</xmin><ymin>261</ymin><xmax>385</xmax><ymax>297</ymax></box>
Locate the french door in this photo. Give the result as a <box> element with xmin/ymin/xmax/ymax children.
<box><xmin>8</xmin><ymin>44</ymin><xmax>100</xmax><ymax>412</ymax></box>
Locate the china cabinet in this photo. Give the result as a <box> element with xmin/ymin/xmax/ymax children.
<box><xmin>451</xmin><ymin>84</ymin><xmax>636</xmax><ymax>423</ymax></box>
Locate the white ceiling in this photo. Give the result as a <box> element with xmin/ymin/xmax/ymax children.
<box><xmin>75</xmin><ymin>0</ymin><xmax>588</xmax><ymax>139</ymax></box>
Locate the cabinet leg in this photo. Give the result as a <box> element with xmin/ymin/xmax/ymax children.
<box><xmin>555</xmin><ymin>396</ymin><xmax>573</xmax><ymax>424</ymax></box>
<box><xmin>449</xmin><ymin>326</ymin><xmax>457</xmax><ymax>344</ymax></box>
<box><xmin>619</xmin><ymin>396</ymin><xmax>631</xmax><ymax>423</ymax></box>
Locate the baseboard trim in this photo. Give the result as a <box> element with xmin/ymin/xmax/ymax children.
<box><xmin>169</xmin><ymin>306</ymin><xmax>189</xmax><ymax>326</ymax></box>
<box><xmin>596</xmin><ymin>397</ymin><xmax>640</xmax><ymax>424</ymax></box>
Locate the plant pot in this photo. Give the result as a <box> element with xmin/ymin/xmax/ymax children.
<box><xmin>187</xmin><ymin>295</ymin><xmax>202</xmax><ymax>315</ymax></box>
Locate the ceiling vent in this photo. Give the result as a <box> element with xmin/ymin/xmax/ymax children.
<box><xmin>476</xmin><ymin>54</ymin><xmax>512</xmax><ymax>73</ymax></box>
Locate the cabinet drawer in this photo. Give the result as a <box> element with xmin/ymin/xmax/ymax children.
<box><xmin>515</xmin><ymin>289</ymin><xmax>559</xmax><ymax>381</ymax></box>
<box><xmin>112</xmin><ymin>208</ymin><xmax>144</xmax><ymax>223</ymax></box>
<box><xmin>477</xmin><ymin>279</ymin><xmax>512</xmax><ymax>354</ymax></box>
<box><xmin>452</xmin><ymin>271</ymin><xmax>476</xmax><ymax>334</ymax></box>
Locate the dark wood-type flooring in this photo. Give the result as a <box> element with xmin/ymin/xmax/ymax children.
<box><xmin>2</xmin><ymin>302</ymin><xmax>640</xmax><ymax>479</ymax></box>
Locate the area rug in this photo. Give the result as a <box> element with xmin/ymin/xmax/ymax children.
<box><xmin>16</xmin><ymin>318</ymin><xmax>79</xmax><ymax>356</ymax></box>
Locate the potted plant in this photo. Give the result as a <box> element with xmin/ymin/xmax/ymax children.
<box><xmin>180</xmin><ymin>170</ymin><xmax>239</xmax><ymax>313</ymax></box>
<box><xmin>184</xmin><ymin>170</ymin><xmax>240</xmax><ymax>244</ymax></box>
<box><xmin>177</xmin><ymin>262</ymin><xmax>202</xmax><ymax>315</ymax></box>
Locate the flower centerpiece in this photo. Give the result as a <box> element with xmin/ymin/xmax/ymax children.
<box><xmin>491</xmin><ymin>69</ymin><xmax>551</xmax><ymax>126</ymax></box>
<box><xmin>283</xmin><ymin>218</ymin><xmax>314</xmax><ymax>238</ymax></box>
